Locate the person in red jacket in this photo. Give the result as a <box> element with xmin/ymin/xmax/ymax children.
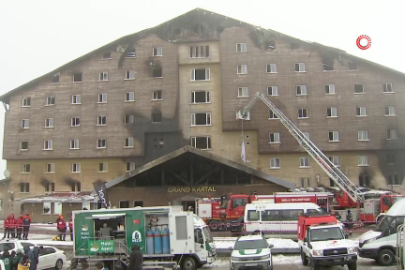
<box><xmin>17</xmin><ymin>215</ymin><xmax>24</xmax><ymax>239</ymax></box>
<box><xmin>2</xmin><ymin>214</ymin><xmax>10</xmax><ymax>239</ymax></box>
<box><xmin>22</xmin><ymin>213</ymin><xmax>32</xmax><ymax>240</ymax></box>
<box><xmin>57</xmin><ymin>215</ymin><xmax>67</xmax><ymax>241</ymax></box>
<box><xmin>10</xmin><ymin>214</ymin><xmax>16</xmax><ymax>238</ymax></box>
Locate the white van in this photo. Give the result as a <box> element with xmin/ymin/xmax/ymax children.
<box><xmin>358</xmin><ymin>198</ymin><xmax>405</xmax><ymax>266</ymax></box>
<box><xmin>243</xmin><ymin>202</ymin><xmax>324</xmax><ymax>238</ymax></box>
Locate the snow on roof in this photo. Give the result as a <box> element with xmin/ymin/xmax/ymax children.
<box><xmin>21</xmin><ymin>192</ymin><xmax>97</xmax><ymax>203</ymax></box>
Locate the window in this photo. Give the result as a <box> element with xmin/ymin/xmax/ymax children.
<box><xmin>97</xmin><ymin>93</ymin><xmax>107</xmax><ymax>103</ymax></box>
<box><xmin>385</xmin><ymin>106</ymin><xmax>396</xmax><ymax>116</ymax></box>
<box><xmin>191</xmin><ymin>113</ymin><xmax>211</xmax><ymax>126</ymax></box>
<box><xmin>134</xmin><ymin>201</ymin><xmax>143</xmax><ymax>207</ymax></box>
<box><xmin>296</xmin><ymin>85</ymin><xmax>307</xmax><ymax>96</ymax></box>
<box><xmin>300</xmin><ymin>157</ymin><xmax>310</xmax><ymax>168</ymax></box>
<box><xmin>21</xmin><ymin>119</ymin><xmax>30</xmax><ymax>129</ymax></box>
<box><xmin>348</xmin><ymin>61</ymin><xmax>357</xmax><ymax>70</ymax></box>
<box><xmin>323</xmin><ymin>59</ymin><xmax>334</xmax><ymax>71</ymax></box>
<box><xmin>43</xmin><ymin>140</ymin><xmax>53</xmax><ymax>150</ymax></box>
<box><xmin>387</xmin><ymin>129</ymin><xmax>398</xmax><ymax>140</ymax></box>
<box><xmin>71</xmin><ymin>117</ymin><xmax>80</xmax><ymax>127</ymax></box>
<box><xmin>125</xmin><ymin>137</ymin><xmax>134</xmax><ymax>148</ymax></box>
<box><xmin>190</xmin><ymin>68</ymin><xmax>210</xmax><ymax>81</ymax></box>
<box><xmin>98</xmin><ymin>162</ymin><xmax>108</xmax><ymax>172</ymax></box>
<box><xmin>294</xmin><ymin>63</ymin><xmax>306</xmax><ymax>72</ymax></box>
<box><xmin>269</xmin><ymin>110</ymin><xmax>279</xmax><ymax>119</ymax></box>
<box><xmin>20</xmin><ymin>183</ymin><xmax>30</xmax><ymax>193</ymax></box>
<box><xmin>120</xmin><ymin>201</ymin><xmax>130</xmax><ymax>208</ymax></box>
<box><xmin>125</xmin><ymin>115</ymin><xmax>134</xmax><ymax>125</ymax></box>
<box><xmin>358</xmin><ymin>156</ymin><xmax>369</xmax><ymax>166</ymax></box>
<box><xmin>247</xmin><ymin>210</ymin><xmax>260</xmax><ymax>221</ymax></box>
<box><xmin>70</xmin><ymin>139</ymin><xmax>80</xmax><ymax>149</ymax></box>
<box><xmin>72</xmin><ymin>95</ymin><xmax>81</xmax><ymax>104</ymax></box>
<box><xmin>267</xmin><ymin>86</ymin><xmax>279</xmax><ymax>96</ymax></box>
<box><xmin>45</xmin><ymin>118</ymin><xmax>54</xmax><ymax>128</ymax></box>
<box><xmin>327</xmin><ymin>107</ymin><xmax>338</xmax><ymax>117</ymax></box>
<box><xmin>191</xmin><ymin>91</ymin><xmax>210</xmax><ymax>103</ymax></box>
<box><xmin>152</xmin><ymin>112</ymin><xmax>162</xmax><ymax>123</ymax></box>
<box><xmin>387</xmin><ymin>153</ymin><xmax>397</xmax><ymax>164</ymax></box>
<box><xmin>359</xmin><ymin>174</ymin><xmax>370</xmax><ymax>187</ymax></box>
<box><xmin>152</xmin><ymin>67</ymin><xmax>163</xmax><ymax>78</ymax></box>
<box><xmin>269</xmin><ymin>133</ymin><xmax>280</xmax><ymax>144</ymax></box>
<box><xmin>126</xmin><ymin>48</ymin><xmax>136</xmax><ymax>58</ymax></box>
<box><xmin>190</xmin><ymin>46</ymin><xmax>210</xmax><ymax>58</ymax></box>
<box><xmin>266</xmin><ymin>64</ymin><xmax>277</xmax><ymax>73</ymax></box>
<box><xmin>153</xmin><ymin>90</ymin><xmax>162</xmax><ymax>100</ymax></box>
<box><xmin>237</xmin><ymin>65</ymin><xmax>248</xmax><ymax>74</ymax></box>
<box><xmin>46</xmin><ymin>96</ymin><xmax>55</xmax><ymax>106</ymax></box>
<box><xmin>236</xmin><ymin>110</ymin><xmax>250</xmax><ymax>120</ymax></box>
<box><xmin>45</xmin><ymin>183</ymin><xmax>55</xmax><ymax>192</ymax></box>
<box><xmin>21</xmin><ymin>97</ymin><xmax>31</xmax><ymax>107</ymax></box>
<box><xmin>291</xmin><ymin>43</ymin><xmax>299</xmax><ymax>50</ymax></box>
<box><xmin>300</xmin><ymin>178</ymin><xmax>311</xmax><ymax>188</ymax></box>
<box><xmin>97</xmin><ymin>139</ymin><xmax>106</xmax><ymax>148</ymax></box>
<box><xmin>72</xmin><ymin>163</ymin><xmax>81</xmax><ymax>173</ymax></box>
<box><xmin>388</xmin><ymin>174</ymin><xmax>401</xmax><ymax>186</ymax></box>
<box><xmin>328</xmin><ymin>131</ymin><xmax>340</xmax><ymax>142</ymax></box>
<box><xmin>298</xmin><ymin>108</ymin><xmax>308</xmax><ymax>118</ymax></box>
<box><xmin>358</xmin><ymin>130</ymin><xmax>369</xmax><ymax>141</ymax></box>
<box><xmin>153</xmin><ymin>47</ymin><xmax>163</xmax><ymax>56</ymax></box>
<box><xmin>303</xmin><ymin>132</ymin><xmax>310</xmax><ymax>139</ymax></box>
<box><xmin>270</xmin><ymin>158</ymin><xmax>280</xmax><ymax>169</ymax></box>
<box><xmin>22</xmin><ymin>164</ymin><xmax>31</xmax><ymax>173</ymax></box>
<box><xmin>325</xmin><ymin>84</ymin><xmax>336</xmax><ymax>94</ymax></box>
<box><xmin>52</xmin><ymin>73</ymin><xmax>60</xmax><ymax>83</ymax></box>
<box><xmin>383</xmin><ymin>83</ymin><xmax>393</xmax><ymax>93</ymax></box>
<box><xmin>238</xmin><ymin>87</ymin><xmax>249</xmax><ymax>98</ymax></box>
<box><xmin>20</xmin><ymin>142</ymin><xmax>28</xmax><ymax>151</ymax></box>
<box><xmin>125</xmin><ymin>70</ymin><xmax>135</xmax><ymax>80</ymax></box>
<box><xmin>126</xmin><ymin>161</ymin><xmax>136</xmax><ymax>172</ymax></box>
<box><xmin>356</xmin><ymin>107</ymin><xmax>367</xmax><ymax>117</ymax></box>
<box><xmin>46</xmin><ymin>163</ymin><xmax>55</xmax><ymax>173</ymax></box>
<box><xmin>354</xmin><ymin>84</ymin><xmax>364</xmax><ymax>94</ymax></box>
<box><xmin>329</xmin><ymin>156</ymin><xmax>340</xmax><ymax>167</ymax></box>
<box><xmin>125</xmin><ymin>92</ymin><xmax>135</xmax><ymax>101</ymax></box>
<box><xmin>191</xmin><ymin>136</ymin><xmax>212</xmax><ymax>150</ymax></box>
<box><xmin>97</xmin><ymin>116</ymin><xmax>107</xmax><ymax>126</ymax></box>
<box><xmin>236</xmin><ymin>43</ymin><xmax>247</xmax><ymax>52</ymax></box>
<box><xmin>98</xmin><ymin>72</ymin><xmax>108</xmax><ymax>81</ymax></box>
<box><xmin>73</xmin><ymin>73</ymin><xmax>82</xmax><ymax>82</ymax></box>
<box><xmin>103</xmin><ymin>52</ymin><xmax>111</xmax><ymax>59</ymax></box>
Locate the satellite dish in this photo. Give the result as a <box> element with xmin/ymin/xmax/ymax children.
<box><xmin>4</xmin><ymin>170</ymin><xmax>10</xmax><ymax>179</ymax></box>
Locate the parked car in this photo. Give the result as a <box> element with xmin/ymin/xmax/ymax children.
<box><xmin>37</xmin><ymin>246</ymin><xmax>66</xmax><ymax>270</ymax></box>
<box><xmin>230</xmin><ymin>235</ymin><xmax>274</xmax><ymax>270</ymax></box>
<box><xmin>0</xmin><ymin>240</ymin><xmax>35</xmax><ymax>255</ymax></box>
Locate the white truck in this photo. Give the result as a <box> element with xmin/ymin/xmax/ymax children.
<box><xmin>298</xmin><ymin>213</ymin><xmax>358</xmax><ymax>270</ymax></box>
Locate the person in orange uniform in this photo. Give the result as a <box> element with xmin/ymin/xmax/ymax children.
<box><xmin>56</xmin><ymin>215</ymin><xmax>67</xmax><ymax>241</ymax></box>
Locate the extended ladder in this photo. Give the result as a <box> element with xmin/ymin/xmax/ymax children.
<box><xmin>239</xmin><ymin>92</ymin><xmax>364</xmax><ymax>203</ymax></box>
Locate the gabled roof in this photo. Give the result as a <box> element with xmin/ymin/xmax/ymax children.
<box><xmin>1</xmin><ymin>8</ymin><xmax>404</xmax><ymax>103</ymax></box>
<box><xmin>104</xmin><ymin>145</ymin><xmax>295</xmax><ymax>190</ymax></box>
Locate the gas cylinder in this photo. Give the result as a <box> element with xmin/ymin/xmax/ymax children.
<box><xmin>153</xmin><ymin>227</ymin><xmax>163</xmax><ymax>254</ymax></box>
<box><xmin>162</xmin><ymin>227</ymin><xmax>170</xmax><ymax>254</ymax></box>
<box><xmin>146</xmin><ymin>227</ymin><xmax>154</xmax><ymax>254</ymax></box>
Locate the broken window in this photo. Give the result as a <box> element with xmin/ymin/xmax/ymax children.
<box><xmin>45</xmin><ymin>182</ymin><xmax>55</xmax><ymax>192</ymax></box>
<box><xmin>269</xmin><ymin>110</ymin><xmax>279</xmax><ymax>119</ymax></box>
<box><xmin>72</xmin><ymin>95</ymin><xmax>81</xmax><ymax>104</ymax></box>
<box><xmin>325</xmin><ymin>84</ymin><xmax>336</xmax><ymax>94</ymax></box>
<box><xmin>153</xmin><ymin>47</ymin><xmax>163</xmax><ymax>56</ymax></box>
<box><xmin>388</xmin><ymin>174</ymin><xmax>400</xmax><ymax>186</ymax></box>
<box><xmin>46</xmin><ymin>96</ymin><xmax>55</xmax><ymax>106</ymax></box>
<box><xmin>126</xmin><ymin>48</ymin><xmax>136</xmax><ymax>58</ymax></box>
<box><xmin>385</xmin><ymin>106</ymin><xmax>396</xmax><ymax>116</ymax></box>
<box><xmin>383</xmin><ymin>83</ymin><xmax>393</xmax><ymax>93</ymax></box>
<box><xmin>236</xmin><ymin>110</ymin><xmax>250</xmax><ymax>120</ymax></box>
<box><xmin>22</xmin><ymin>164</ymin><xmax>31</xmax><ymax>173</ymax></box>
<box><xmin>356</xmin><ymin>107</ymin><xmax>367</xmax><ymax>116</ymax></box>
<box><xmin>103</xmin><ymin>52</ymin><xmax>111</xmax><ymax>59</ymax></box>
<box><xmin>294</xmin><ymin>63</ymin><xmax>306</xmax><ymax>72</ymax></box>
<box><xmin>191</xmin><ymin>136</ymin><xmax>212</xmax><ymax>150</ymax></box>
<box><xmin>266</xmin><ymin>64</ymin><xmax>277</xmax><ymax>73</ymax></box>
<box><xmin>152</xmin><ymin>67</ymin><xmax>163</xmax><ymax>78</ymax></box>
<box><xmin>291</xmin><ymin>43</ymin><xmax>299</xmax><ymax>50</ymax></box>
<box><xmin>153</xmin><ymin>90</ymin><xmax>162</xmax><ymax>100</ymax></box>
<box><xmin>97</xmin><ymin>115</ymin><xmax>107</xmax><ymax>126</ymax></box>
<box><xmin>71</xmin><ymin>117</ymin><xmax>80</xmax><ymax>127</ymax></box>
<box><xmin>20</xmin><ymin>141</ymin><xmax>28</xmax><ymax>150</ymax></box>
<box><xmin>97</xmin><ymin>93</ymin><xmax>107</xmax><ymax>103</ymax></box>
<box><xmin>269</xmin><ymin>133</ymin><xmax>280</xmax><ymax>143</ymax></box>
<box><xmin>296</xmin><ymin>85</ymin><xmax>307</xmax><ymax>96</ymax></box>
<box><xmin>21</xmin><ymin>97</ymin><xmax>31</xmax><ymax>107</ymax></box>
<box><xmin>97</xmin><ymin>139</ymin><xmax>107</xmax><ymax>148</ymax></box>
<box><xmin>348</xmin><ymin>61</ymin><xmax>357</xmax><ymax>70</ymax></box>
<box><xmin>98</xmin><ymin>72</ymin><xmax>109</xmax><ymax>81</ymax></box>
<box><xmin>126</xmin><ymin>70</ymin><xmax>135</xmax><ymax>80</ymax></box>
<box><xmin>328</xmin><ymin>131</ymin><xmax>339</xmax><ymax>142</ymax></box>
<box><xmin>73</xmin><ymin>73</ymin><xmax>82</xmax><ymax>82</ymax></box>
<box><xmin>125</xmin><ymin>115</ymin><xmax>134</xmax><ymax>125</ymax></box>
<box><xmin>359</xmin><ymin>175</ymin><xmax>370</xmax><ymax>187</ymax></box>
<box><xmin>354</xmin><ymin>84</ymin><xmax>364</xmax><ymax>94</ymax></box>
<box><xmin>358</xmin><ymin>130</ymin><xmax>369</xmax><ymax>141</ymax></box>
<box><xmin>237</xmin><ymin>65</ymin><xmax>248</xmax><ymax>74</ymax></box>
<box><xmin>236</xmin><ymin>43</ymin><xmax>247</xmax><ymax>52</ymax></box>
<box><xmin>52</xmin><ymin>73</ymin><xmax>60</xmax><ymax>83</ymax></box>
<box><xmin>125</xmin><ymin>137</ymin><xmax>134</xmax><ymax>147</ymax></box>
<box><xmin>266</xmin><ymin>40</ymin><xmax>276</xmax><ymax>50</ymax></box>
<box><xmin>323</xmin><ymin>59</ymin><xmax>334</xmax><ymax>71</ymax></box>
<box><xmin>191</xmin><ymin>68</ymin><xmax>210</xmax><ymax>81</ymax></box>
<box><xmin>191</xmin><ymin>91</ymin><xmax>210</xmax><ymax>103</ymax></box>
<box><xmin>327</xmin><ymin>107</ymin><xmax>338</xmax><ymax>117</ymax></box>
<box><xmin>191</xmin><ymin>113</ymin><xmax>211</xmax><ymax>126</ymax></box>
<box><xmin>190</xmin><ymin>46</ymin><xmax>210</xmax><ymax>58</ymax></box>
<box><xmin>387</xmin><ymin>129</ymin><xmax>398</xmax><ymax>140</ymax></box>
<box><xmin>298</xmin><ymin>108</ymin><xmax>308</xmax><ymax>118</ymax></box>
<box><xmin>387</xmin><ymin>153</ymin><xmax>397</xmax><ymax>164</ymax></box>
<box><xmin>19</xmin><ymin>183</ymin><xmax>30</xmax><ymax>193</ymax></box>
<box><xmin>152</xmin><ymin>112</ymin><xmax>162</xmax><ymax>123</ymax></box>
<box><xmin>21</xmin><ymin>119</ymin><xmax>30</xmax><ymax>129</ymax></box>
<box><xmin>125</xmin><ymin>92</ymin><xmax>135</xmax><ymax>101</ymax></box>
<box><xmin>267</xmin><ymin>86</ymin><xmax>278</xmax><ymax>96</ymax></box>
<box><xmin>238</xmin><ymin>87</ymin><xmax>249</xmax><ymax>97</ymax></box>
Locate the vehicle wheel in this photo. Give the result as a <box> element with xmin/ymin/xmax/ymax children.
<box><xmin>347</xmin><ymin>263</ymin><xmax>357</xmax><ymax>270</ymax></box>
<box><xmin>301</xmin><ymin>250</ymin><xmax>309</xmax><ymax>266</ymax></box>
<box><xmin>181</xmin><ymin>257</ymin><xmax>196</xmax><ymax>270</ymax></box>
<box><xmin>208</xmin><ymin>220</ymin><xmax>220</xmax><ymax>231</ymax></box>
<box><xmin>55</xmin><ymin>259</ymin><xmax>64</xmax><ymax>270</ymax></box>
<box><xmin>377</xmin><ymin>249</ymin><xmax>395</xmax><ymax>266</ymax></box>
<box><xmin>310</xmin><ymin>257</ymin><xmax>319</xmax><ymax>270</ymax></box>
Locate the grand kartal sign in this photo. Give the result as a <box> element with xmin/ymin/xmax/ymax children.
<box><xmin>167</xmin><ymin>186</ymin><xmax>216</xmax><ymax>193</ymax></box>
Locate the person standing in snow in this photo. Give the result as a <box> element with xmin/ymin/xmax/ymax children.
<box><xmin>16</xmin><ymin>215</ymin><xmax>24</xmax><ymax>240</ymax></box>
<box><xmin>69</xmin><ymin>218</ymin><xmax>73</xmax><ymax>241</ymax></box>
<box><xmin>22</xmin><ymin>213</ymin><xmax>32</xmax><ymax>240</ymax></box>
<box><xmin>57</xmin><ymin>215</ymin><xmax>67</xmax><ymax>241</ymax></box>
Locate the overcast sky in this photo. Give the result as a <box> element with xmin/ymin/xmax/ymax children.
<box><xmin>0</xmin><ymin>0</ymin><xmax>404</xmax><ymax>177</ymax></box>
